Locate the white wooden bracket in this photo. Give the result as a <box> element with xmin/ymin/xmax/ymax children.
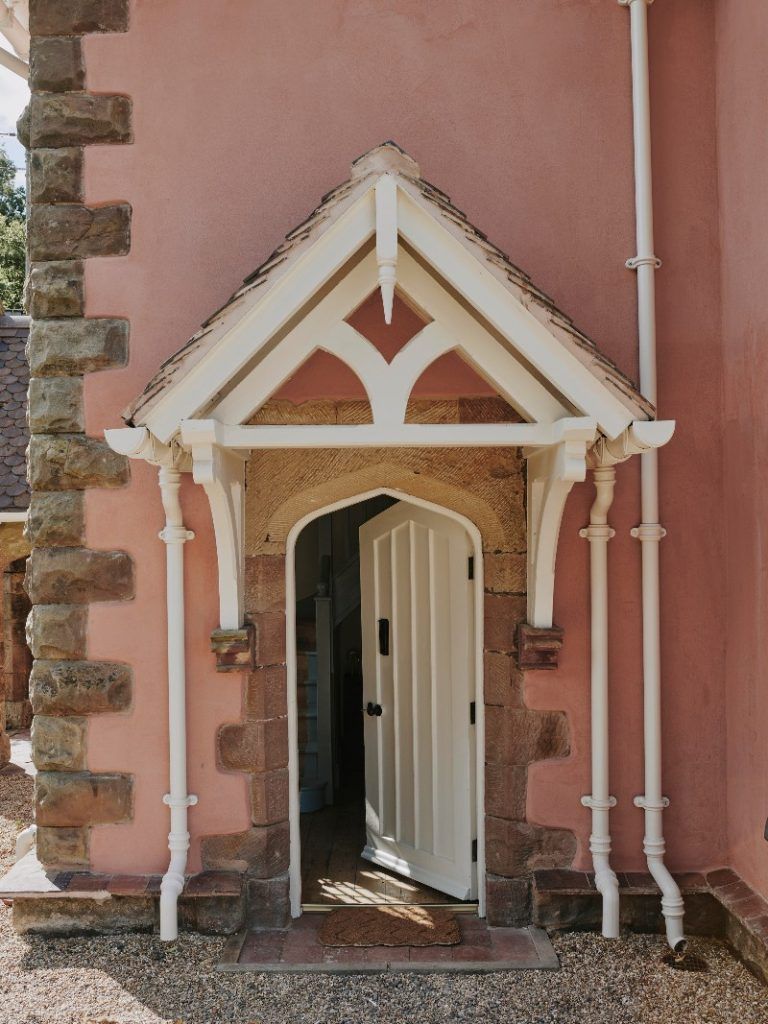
<box><xmin>524</xmin><ymin>419</ymin><xmax>597</xmax><ymax>628</ymax></box>
<box><xmin>180</xmin><ymin>419</ymin><xmax>247</xmax><ymax>630</ymax></box>
<box><xmin>375</xmin><ymin>174</ymin><xmax>398</xmax><ymax>324</ymax></box>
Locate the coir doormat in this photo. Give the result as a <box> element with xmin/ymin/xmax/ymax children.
<box><xmin>318</xmin><ymin>905</ymin><xmax>461</xmax><ymax>947</ymax></box>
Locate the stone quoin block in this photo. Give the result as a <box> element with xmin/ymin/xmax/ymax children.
<box><xmin>249</xmin><ymin>769</ymin><xmax>290</xmax><ymax>826</ymax></box>
<box><xmin>31</xmin><ymin>714</ymin><xmax>87</xmax><ymax>771</ymax></box>
<box><xmin>25</xmin><ymin>491</ymin><xmax>85</xmax><ymax>547</ymax></box>
<box><xmin>29</xmin><ymin>0</ymin><xmax>130</xmax><ymax>37</ymax></box>
<box><xmin>35</xmin><ymin>825</ymin><xmax>89</xmax><ymax>868</ymax></box>
<box><xmin>217</xmin><ymin>716</ymin><xmax>288</xmax><ymax>774</ymax></box>
<box><xmin>516</xmin><ymin>622</ymin><xmax>564</xmax><ymax>671</ymax></box>
<box><xmin>485</xmin><ymin>817</ymin><xmax>577</xmax><ymax>877</ymax></box>
<box><xmin>485</xmin><ymin>762</ymin><xmax>527</xmax><ymax>821</ymax></box>
<box><xmin>25</xmin><ymin>261</ymin><xmax>85</xmax><ymax>320</ymax></box>
<box><xmin>201</xmin><ymin>822</ymin><xmax>290</xmax><ymax>878</ymax></box>
<box><xmin>28</xmin><ymin>434</ymin><xmax>129</xmax><ymax>491</ymax></box>
<box><xmin>483</xmin><ymin>551</ymin><xmax>526</xmax><ymax>595</ymax></box>
<box><xmin>485</xmin><ymin>874</ymin><xmax>532</xmax><ymax>928</ymax></box>
<box><xmin>245</xmin><ymin>665</ymin><xmax>288</xmax><ymax>720</ymax></box>
<box><xmin>26</xmin><ymin>93</ymin><xmax>131</xmax><ymax>148</ymax></box>
<box><xmin>30</xmin><ymin>659</ymin><xmax>132</xmax><ymax>715</ymax></box>
<box><xmin>484</xmin><ymin>593</ymin><xmax>527</xmax><ymax>653</ymax></box>
<box><xmin>29</xmin><ymin>37</ymin><xmax>85</xmax><ymax>93</ymax></box>
<box><xmin>246</xmin><ymin>874</ymin><xmax>291</xmax><ymax>929</ymax></box>
<box><xmin>35</xmin><ymin>770</ymin><xmax>133</xmax><ymax>826</ymax></box>
<box><xmin>26</xmin><ymin>604</ymin><xmax>88</xmax><ymax>660</ymax></box>
<box><xmin>28</xmin><ymin>377</ymin><xmax>84</xmax><ymax>434</ymax></box>
<box><xmin>485</xmin><ymin>706</ymin><xmax>570</xmax><ymax>765</ymax></box>
<box><xmin>28</xmin><ymin>203</ymin><xmax>131</xmax><ymax>261</ymax></box>
<box><xmin>253</xmin><ymin>611</ymin><xmax>286</xmax><ymax>666</ymax></box>
<box><xmin>483</xmin><ymin>650</ymin><xmax>523</xmax><ymax>707</ymax></box>
<box><xmin>25</xmin><ymin>547</ymin><xmax>134</xmax><ymax>604</ymax></box>
<box><xmin>245</xmin><ymin>555</ymin><xmax>286</xmax><ymax>614</ymax></box>
<box><xmin>28</xmin><ymin>318</ymin><xmax>129</xmax><ymax>376</ymax></box>
<box><xmin>28</xmin><ymin>148</ymin><xmax>84</xmax><ymax>204</ymax></box>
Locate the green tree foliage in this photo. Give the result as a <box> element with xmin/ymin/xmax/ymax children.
<box><xmin>0</xmin><ymin>145</ymin><xmax>25</xmax><ymax>310</ymax></box>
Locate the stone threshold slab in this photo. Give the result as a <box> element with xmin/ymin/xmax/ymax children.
<box><xmin>218</xmin><ymin>921</ymin><xmax>559</xmax><ymax>974</ymax></box>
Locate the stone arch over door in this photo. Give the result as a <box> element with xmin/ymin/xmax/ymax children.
<box><xmin>204</xmin><ymin>441</ymin><xmax>576</xmax><ymax>928</ymax></box>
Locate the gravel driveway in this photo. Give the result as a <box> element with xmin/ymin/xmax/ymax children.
<box><xmin>1</xmin><ymin>767</ymin><xmax>767</xmax><ymax>1024</ymax></box>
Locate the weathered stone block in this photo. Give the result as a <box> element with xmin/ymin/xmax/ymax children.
<box><xmin>0</xmin><ymin>730</ymin><xmax>10</xmax><ymax>767</ymax></box>
<box><xmin>28</xmin><ymin>203</ymin><xmax>131</xmax><ymax>260</ymax></box>
<box><xmin>29</xmin><ymin>0</ymin><xmax>130</xmax><ymax>36</ymax></box>
<box><xmin>485</xmin><ymin>707</ymin><xmax>570</xmax><ymax>765</ymax></box>
<box><xmin>32</xmin><ymin>714</ymin><xmax>86</xmax><ymax>771</ymax></box>
<box><xmin>25</xmin><ymin>261</ymin><xmax>84</xmax><ymax>319</ymax></box>
<box><xmin>26</xmin><ymin>93</ymin><xmax>131</xmax><ymax>148</ymax></box>
<box><xmin>218</xmin><ymin>716</ymin><xmax>288</xmax><ymax>773</ymax></box>
<box><xmin>245</xmin><ymin>555</ymin><xmax>286</xmax><ymax>614</ymax></box>
<box><xmin>483</xmin><ymin>651</ymin><xmax>523</xmax><ymax>707</ymax></box>
<box><xmin>486</xmin><ymin>874</ymin><xmax>531</xmax><ymax>927</ymax></box>
<box><xmin>30</xmin><ymin>659</ymin><xmax>132</xmax><ymax>714</ymax></box>
<box><xmin>201</xmin><ymin>822</ymin><xmax>290</xmax><ymax>878</ymax></box>
<box><xmin>245</xmin><ymin>665</ymin><xmax>287</xmax><ymax>720</ymax></box>
<box><xmin>35</xmin><ymin>825</ymin><xmax>89</xmax><ymax>868</ymax></box>
<box><xmin>28</xmin><ymin>377</ymin><xmax>84</xmax><ymax>433</ymax></box>
<box><xmin>25</xmin><ymin>548</ymin><xmax>134</xmax><ymax>604</ymax></box>
<box><xmin>484</xmin><ymin>594</ymin><xmax>527</xmax><ymax>653</ymax></box>
<box><xmin>14</xmin><ymin>896</ymin><xmax>153</xmax><ymax>936</ymax></box>
<box><xmin>210</xmin><ymin>624</ymin><xmax>254</xmax><ymax>672</ymax></box>
<box><xmin>28</xmin><ymin>149</ymin><xmax>83</xmax><ymax>204</ymax></box>
<box><xmin>485</xmin><ymin>817</ymin><xmax>576</xmax><ymax>877</ymax></box>
<box><xmin>245</xmin><ymin>874</ymin><xmax>290</xmax><ymax>929</ymax></box>
<box><xmin>249</xmin><ymin>769</ymin><xmax>289</xmax><ymax>826</ymax></box>
<box><xmin>29</xmin><ymin>37</ymin><xmax>85</xmax><ymax>92</ymax></box>
<box><xmin>27</xmin><ymin>604</ymin><xmax>88</xmax><ymax>660</ymax></box>
<box><xmin>28</xmin><ymin>318</ymin><xmax>129</xmax><ymax>375</ymax></box>
<box><xmin>485</xmin><ymin>762</ymin><xmax>527</xmax><ymax>820</ymax></box>
<box><xmin>484</xmin><ymin>552</ymin><xmax>526</xmax><ymax>595</ymax></box>
<box><xmin>516</xmin><ymin>622</ymin><xmax>564</xmax><ymax>671</ymax></box>
<box><xmin>35</xmin><ymin>770</ymin><xmax>133</xmax><ymax>826</ymax></box>
<box><xmin>254</xmin><ymin>612</ymin><xmax>286</xmax><ymax>666</ymax></box>
<box><xmin>179</xmin><ymin>893</ymin><xmax>245</xmax><ymax>936</ymax></box>
<box><xmin>28</xmin><ymin>435</ymin><xmax>129</xmax><ymax>491</ymax></box>
<box><xmin>25</xmin><ymin>491</ymin><xmax>85</xmax><ymax>547</ymax></box>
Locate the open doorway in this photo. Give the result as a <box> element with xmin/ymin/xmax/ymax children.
<box><xmin>292</xmin><ymin>494</ymin><xmax>480</xmax><ymax>911</ymax></box>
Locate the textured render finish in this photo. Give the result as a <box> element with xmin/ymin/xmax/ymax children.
<box><xmin>23</xmin><ymin>0</ymin><xmax>135</xmax><ymax>869</ymax></box>
<box><xmin>81</xmin><ymin>0</ymin><xmax>725</xmax><ymax>883</ymax></box>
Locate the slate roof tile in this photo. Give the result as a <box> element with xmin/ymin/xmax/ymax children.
<box><xmin>0</xmin><ymin>314</ymin><xmax>30</xmax><ymax>511</ymax></box>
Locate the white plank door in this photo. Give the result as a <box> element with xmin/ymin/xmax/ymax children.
<box><xmin>359</xmin><ymin>501</ymin><xmax>477</xmax><ymax>900</ymax></box>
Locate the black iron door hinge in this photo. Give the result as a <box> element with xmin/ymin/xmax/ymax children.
<box><xmin>469</xmin><ymin>701</ymin><xmax>476</xmax><ymax>725</ymax></box>
<box><xmin>467</xmin><ymin>555</ymin><xmax>474</xmax><ymax>580</ymax></box>
<box><xmin>471</xmin><ymin>838</ymin><xmax>478</xmax><ymax>862</ymax></box>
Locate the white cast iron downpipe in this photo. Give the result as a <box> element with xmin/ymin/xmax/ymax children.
<box><xmin>620</xmin><ymin>0</ymin><xmax>686</xmax><ymax>952</ymax></box>
<box><xmin>158</xmin><ymin>466</ymin><xmax>197</xmax><ymax>942</ymax></box>
<box><xmin>580</xmin><ymin>466</ymin><xmax>620</xmax><ymax>939</ymax></box>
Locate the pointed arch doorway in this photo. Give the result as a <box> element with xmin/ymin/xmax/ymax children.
<box><xmin>286</xmin><ymin>488</ymin><xmax>485</xmax><ymax>918</ymax></box>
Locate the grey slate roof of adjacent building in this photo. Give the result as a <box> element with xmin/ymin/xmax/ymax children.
<box><xmin>0</xmin><ymin>313</ymin><xmax>30</xmax><ymax>511</ymax></box>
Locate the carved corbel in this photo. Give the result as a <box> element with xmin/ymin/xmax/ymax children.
<box><xmin>180</xmin><ymin>420</ymin><xmax>247</xmax><ymax>632</ymax></box>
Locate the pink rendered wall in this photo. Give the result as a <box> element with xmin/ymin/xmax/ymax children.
<box><xmin>717</xmin><ymin>0</ymin><xmax>768</xmax><ymax>898</ymax></box>
<box><xmin>80</xmin><ymin>0</ymin><xmax>725</xmax><ymax>876</ymax></box>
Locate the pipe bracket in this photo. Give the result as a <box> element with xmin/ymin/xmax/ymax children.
<box><xmin>163</xmin><ymin>793</ymin><xmax>198</xmax><ymax>808</ymax></box>
<box><xmin>581</xmin><ymin>795</ymin><xmax>618</xmax><ymax>810</ymax></box>
<box><xmin>158</xmin><ymin>526</ymin><xmax>195</xmax><ymax>544</ymax></box>
<box><xmin>630</xmin><ymin>523</ymin><xmax>666</xmax><ymax>542</ymax></box>
<box><xmin>618</xmin><ymin>0</ymin><xmax>655</xmax><ymax>6</ymax></box>
<box><xmin>634</xmin><ymin>795</ymin><xmax>669</xmax><ymax>810</ymax></box>
<box><xmin>625</xmin><ymin>254</ymin><xmax>662</xmax><ymax>269</ymax></box>
<box><xmin>579</xmin><ymin>525</ymin><xmax>616</xmax><ymax>542</ymax></box>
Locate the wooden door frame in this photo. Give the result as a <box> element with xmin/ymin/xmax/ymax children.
<box><xmin>285</xmin><ymin>486</ymin><xmax>486</xmax><ymax>918</ymax></box>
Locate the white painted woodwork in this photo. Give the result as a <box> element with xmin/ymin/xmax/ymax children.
<box><xmin>375</xmin><ymin>174</ymin><xmax>398</xmax><ymax>324</ymax></box>
<box><xmin>145</xmin><ymin>190</ymin><xmax>377</xmax><ymax>443</ymax></box>
<box><xmin>359</xmin><ymin>501</ymin><xmax>476</xmax><ymax>900</ymax></box>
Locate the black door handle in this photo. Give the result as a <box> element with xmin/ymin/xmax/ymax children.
<box><xmin>366</xmin><ymin>702</ymin><xmax>383</xmax><ymax>717</ymax></box>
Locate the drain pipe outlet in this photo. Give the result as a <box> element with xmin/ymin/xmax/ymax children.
<box><xmin>158</xmin><ymin>465</ymin><xmax>197</xmax><ymax>942</ymax></box>
<box><xmin>580</xmin><ymin>465</ymin><xmax>620</xmax><ymax>939</ymax></box>
<box><xmin>620</xmin><ymin>0</ymin><xmax>685</xmax><ymax>952</ymax></box>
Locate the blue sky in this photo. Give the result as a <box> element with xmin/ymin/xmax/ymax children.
<box><xmin>0</xmin><ymin>46</ymin><xmax>29</xmax><ymax>188</ymax></box>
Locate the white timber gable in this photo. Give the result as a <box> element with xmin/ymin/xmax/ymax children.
<box><xmin>107</xmin><ymin>143</ymin><xmax>673</xmax><ymax>632</ymax></box>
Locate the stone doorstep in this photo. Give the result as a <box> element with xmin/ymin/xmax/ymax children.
<box><xmin>0</xmin><ymin>853</ymin><xmax>242</xmax><ymax>901</ymax></box>
<box><xmin>218</xmin><ymin>920</ymin><xmax>559</xmax><ymax>974</ymax></box>
<box><xmin>533</xmin><ymin>866</ymin><xmax>768</xmax><ymax>983</ymax></box>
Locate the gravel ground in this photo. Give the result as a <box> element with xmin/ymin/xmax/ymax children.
<box><xmin>1</xmin><ymin>770</ymin><xmax>767</xmax><ymax>1024</ymax></box>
